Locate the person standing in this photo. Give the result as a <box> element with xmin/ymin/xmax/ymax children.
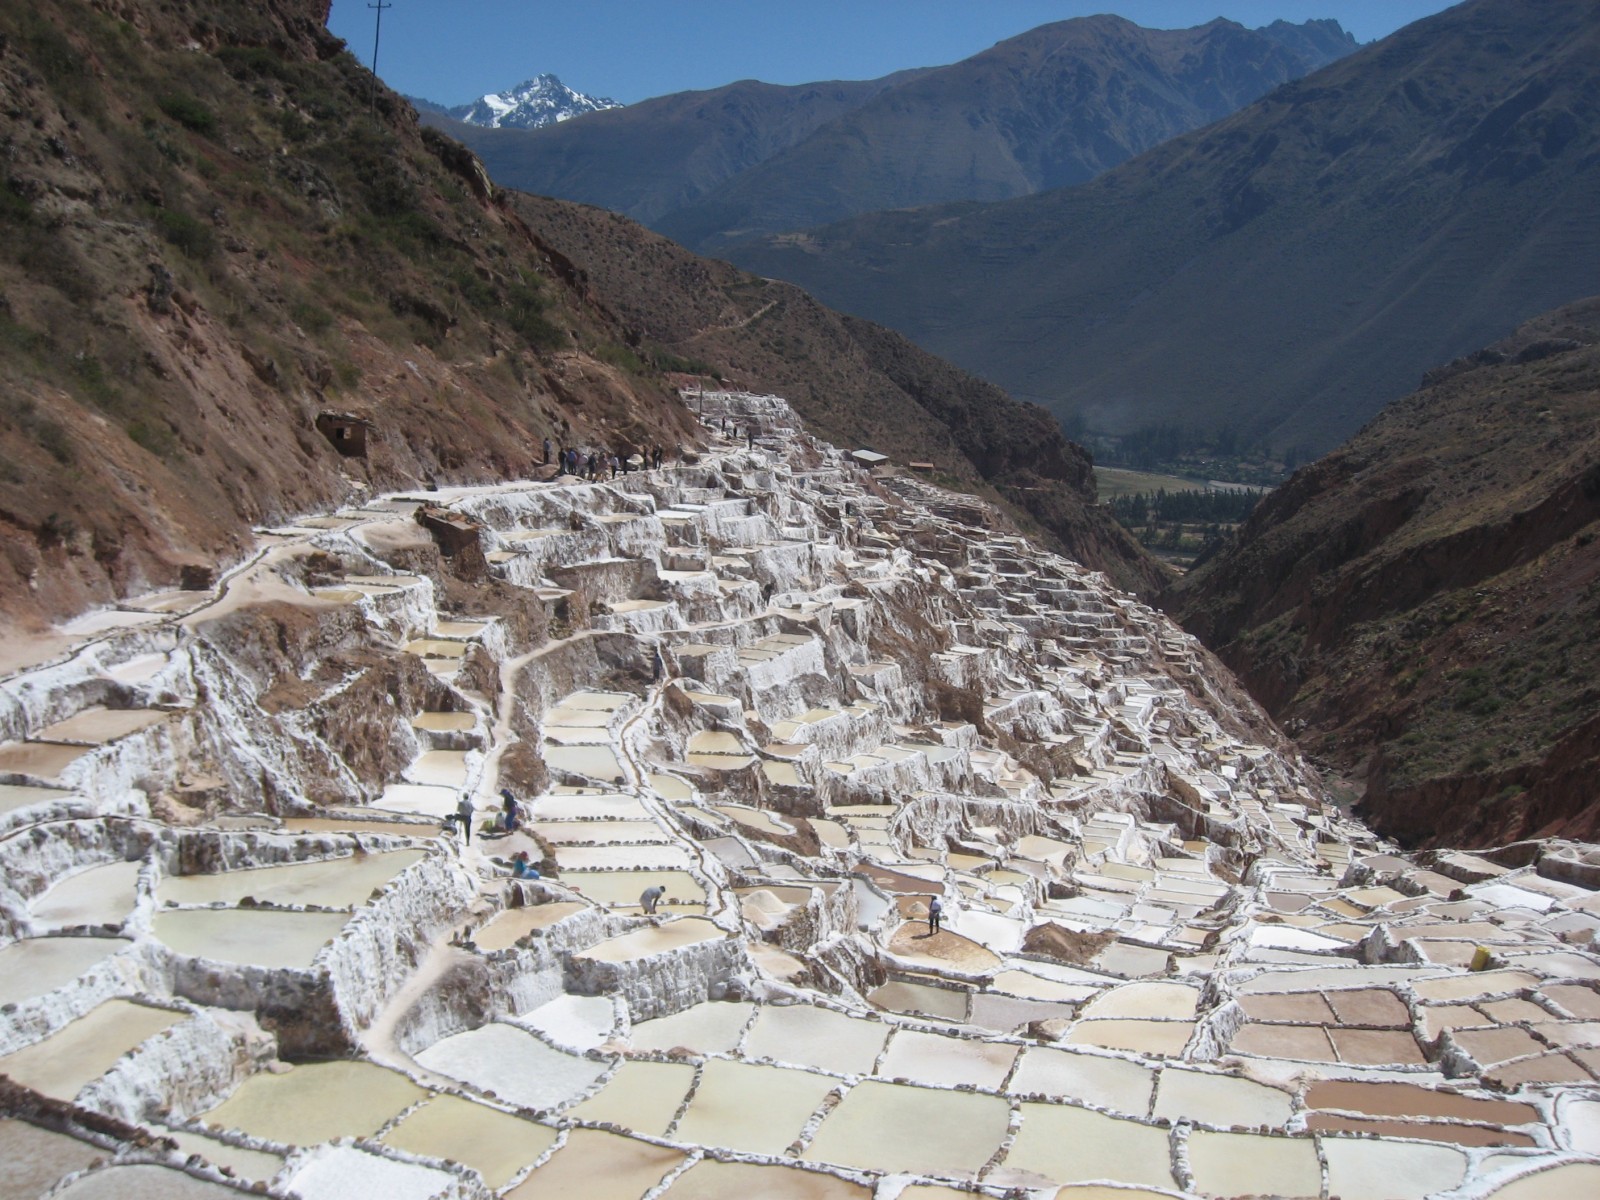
<box><xmin>927</xmin><ymin>895</ymin><xmax>943</xmax><ymax>935</ymax></box>
<box><xmin>457</xmin><ymin>793</ymin><xmax>475</xmax><ymax>845</ymax></box>
<box><xmin>542</xmin><ymin>437</ymin><xmax>552</xmax><ymax>465</ymax></box>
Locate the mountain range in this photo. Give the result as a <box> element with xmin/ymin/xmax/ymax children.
<box><xmin>727</xmin><ymin>0</ymin><xmax>1600</xmax><ymax>456</ymax></box>
<box><xmin>424</xmin><ymin>16</ymin><xmax>1355</xmax><ymax>248</ymax></box>
<box><xmin>1170</xmin><ymin>298</ymin><xmax>1600</xmax><ymax>845</ymax></box>
<box><xmin>408</xmin><ymin>73</ymin><xmax>621</xmax><ymax>130</ymax></box>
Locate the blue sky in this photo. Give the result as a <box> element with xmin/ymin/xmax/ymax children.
<box><xmin>326</xmin><ymin>1</ymin><xmax>1458</xmax><ymax>106</ymax></box>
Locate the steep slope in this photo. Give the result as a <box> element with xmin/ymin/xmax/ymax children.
<box><xmin>511</xmin><ymin>194</ymin><xmax>1167</xmax><ymax>597</ymax></box>
<box><xmin>426</xmin><ymin>72</ymin><xmax>925</xmax><ymax>227</ymax></box>
<box><xmin>1168</xmin><ymin>299</ymin><xmax>1600</xmax><ymax>847</ymax></box>
<box><xmin>0</xmin><ymin>0</ymin><xmax>1161</xmax><ymax>635</ymax></box>
<box><xmin>730</xmin><ymin>0</ymin><xmax>1600</xmax><ymax>456</ymax></box>
<box><xmin>656</xmin><ymin>16</ymin><xmax>1354</xmax><ymax>252</ymax></box>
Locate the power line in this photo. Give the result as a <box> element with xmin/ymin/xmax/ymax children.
<box><xmin>367</xmin><ymin>0</ymin><xmax>392</xmax><ymax>121</ymax></box>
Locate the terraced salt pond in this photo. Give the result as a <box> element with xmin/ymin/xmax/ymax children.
<box><xmin>4</xmin><ymin>390</ymin><xmax>1600</xmax><ymax>1198</ymax></box>
<box><xmin>153</xmin><ymin>908</ymin><xmax>351</xmax><ymax>968</ymax></box>
<box><xmin>0</xmin><ymin>1000</ymin><xmax>184</xmax><ymax>1100</ymax></box>
<box><xmin>156</xmin><ymin>848</ymin><xmax>425</xmax><ymax>907</ymax></box>
<box><xmin>0</xmin><ymin>935</ymin><xmax>130</xmax><ymax>1004</ymax></box>
<box><xmin>199</xmin><ymin>1060</ymin><xmax>426</xmax><ymax>1145</ymax></box>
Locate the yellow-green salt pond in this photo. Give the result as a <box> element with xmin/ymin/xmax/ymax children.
<box><xmin>199</xmin><ymin>1060</ymin><xmax>426</xmax><ymax>1146</ymax></box>
<box><xmin>153</xmin><ymin>908</ymin><xmax>351</xmax><ymax>969</ymax></box>
<box><xmin>381</xmin><ymin>1094</ymin><xmax>557</xmax><ymax>1189</ymax></box>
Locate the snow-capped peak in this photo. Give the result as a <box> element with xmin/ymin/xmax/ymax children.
<box><xmin>452</xmin><ymin>73</ymin><xmax>622</xmax><ymax>130</ymax></box>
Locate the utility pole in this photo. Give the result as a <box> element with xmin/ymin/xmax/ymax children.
<box><xmin>367</xmin><ymin>0</ymin><xmax>392</xmax><ymax>122</ymax></box>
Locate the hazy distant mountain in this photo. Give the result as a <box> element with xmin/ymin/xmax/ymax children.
<box><xmin>409</xmin><ymin>73</ymin><xmax>621</xmax><ymax>131</ymax></box>
<box><xmin>426</xmin><ymin>16</ymin><xmax>1352</xmax><ymax>245</ymax></box>
<box><xmin>729</xmin><ymin>0</ymin><xmax>1600</xmax><ymax>455</ymax></box>
<box><xmin>1169</xmin><ymin>298</ymin><xmax>1600</xmax><ymax>846</ymax></box>
<box><xmin>422</xmin><ymin>73</ymin><xmax>925</xmax><ymax>226</ymax></box>
<box><xmin>657</xmin><ymin>15</ymin><xmax>1357</xmax><ymax>252</ymax></box>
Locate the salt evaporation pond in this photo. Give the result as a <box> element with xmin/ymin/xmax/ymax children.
<box><xmin>381</xmin><ymin>1095</ymin><xmax>558</xmax><ymax>1190</ymax></box>
<box><xmin>48</xmin><ymin>1165</ymin><xmax>252</xmax><ymax>1199</ymax></box>
<box><xmin>672</xmin><ymin>1060</ymin><xmax>838</xmax><ymax>1155</ymax></box>
<box><xmin>567</xmin><ymin>1058</ymin><xmax>697</xmax><ymax>1135</ymax></box>
<box><xmin>629</xmin><ymin>1000</ymin><xmax>753</xmax><ymax>1054</ymax></box>
<box><xmin>804</xmin><ymin>1079</ymin><xmax>1011</xmax><ymax>1175</ymax></box>
<box><xmin>156</xmin><ymin>848</ymin><xmax>424</xmax><ymax>907</ymax></box>
<box><xmin>0</xmin><ymin>999</ymin><xmax>183</xmax><ymax>1100</ymax></box>
<box><xmin>282</xmin><ymin>1145</ymin><xmax>458</xmax><ymax>1200</ymax></box>
<box><xmin>414</xmin><ymin>1022</ymin><xmax>611</xmax><ymax>1109</ymax></box>
<box><xmin>560</xmin><ymin>868</ymin><xmax>706</xmax><ymax>910</ymax></box>
<box><xmin>574</xmin><ymin>916</ymin><xmax>726</xmax><ymax>963</ymax></box>
<box><xmin>474</xmin><ymin>902</ymin><xmax>588</xmax><ymax>950</ymax></box>
<box><xmin>161</xmin><ymin>1128</ymin><xmax>283</xmax><ymax>1183</ymax></box>
<box><xmin>0</xmin><ymin>1118</ymin><xmax>103</xmax><ymax>1197</ymax></box>
<box><xmin>660</xmin><ymin>1159</ymin><xmax>872</xmax><ymax>1199</ymax></box>
<box><xmin>153</xmin><ymin>908</ymin><xmax>351</xmax><ymax>968</ymax></box>
<box><xmin>1004</xmin><ymin>1102</ymin><xmax>1177</xmax><ymax>1190</ymax></box>
<box><xmin>743</xmin><ymin>1004</ymin><xmax>890</xmax><ymax>1075</ymax></box>
<box><xmin>199</xmin><ymin>1060</ymin><xmax>426</xmax><ymax>1145</ymax></box>
<box><xmin>503</xmin><ymin>1128</ymin><xmax>682</xmax><ymax>1200</ymax></box>
<box><xmin>31</xmin><ymin>859</ymin><xmax>141</xmax><ymax>929</ymax></box>
<box><xmin>0</xmin><ymin>936</ymin><xmax>129</xmax><ymax>1004</ymax></box>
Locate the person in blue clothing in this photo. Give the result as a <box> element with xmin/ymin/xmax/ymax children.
<box><xmin>499</xmin><ymin>788</ymin><xmax>521</xmax><ymax>833</ymax></box>
<box><xmin>511</xmin><ymin>851</ymin><xmax>540</xmax><ymax>879</ymax></box>
<box><xmin>927</xmin><ymin>895</ymin><xmax>943</xmax><ymax>935</ymax></box>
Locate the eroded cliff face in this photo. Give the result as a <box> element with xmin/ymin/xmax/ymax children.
<box><xmin>1169</xmin><ymin>299</ymin><xmax>1600</xmax><ymax>847</ymax></box>
<box><xmin>0</xmin><ymin>0</ymin><xmax>710</xmax><ymax>632</ymax></box>
<box><xmin>0</xmin><ymin>0</ymin><xmax>1164</xmax><ymax>638</ymax></box>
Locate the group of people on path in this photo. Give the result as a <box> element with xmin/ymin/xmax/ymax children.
<box><xmin>542</xmin><ymin>437</ymin><xmax>670</xmax><ymax>480</ymax></box>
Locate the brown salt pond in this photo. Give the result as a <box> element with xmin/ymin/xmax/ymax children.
<box><xmin>804</xmin><ymin>1079</ymin><xmax>1010</xmax><ymax>1175</ymax></box>
<box><xmin>0</xmin><ymin>740</ymin><xmax>93</xmax><ymax>783</ymax></box>
<box><xmin>153</xmin><ymin>908</ymin><xmax>351</xmax><ymax>969</ymax></box>
<box><xmin>474</xmin><ymin>902</ymin><xmax>589</xmax><ymax>950</ymax></box>
<box><xmin>0</xmin><ymin>999</ymin><xmax>184</xmax><ymax>1100</ymax></box>
<box><xmin>380</xmin><ymin>1094</ymin><xmax>557</xmax><ymax>1189</ymax></box>
<box><xmin>0</xmin><ymin>935</ymin><xmax>130</xmax><ymax>1005</ymax></box>
<box><xmin>156</xmin><ymin>848</ymin><xmax>425</xmax><ymax>908</ymax></box>
<box><xmin>30</xmin><ymin>860</ymin><xmax>142</xmax><ymax>930</ymax></box>
<box><xmin>503</xmin><ymin>1128</ymin><xmax>682</xmax><ymax>1200</ymax></box>
<box><xmin>887</xmin><ymin>923</ymin><xmax>1002</xmax><ymax>973</ymax></box>
<box><xmin>200</xmin><ymin>1060</ymin><xmax>426</xmax><ymax>1145</ymax></box>
<box><xmin>1066</xmin><ymin>1018</ymin><xmax>1195</xmax><ymax>1057</ymax></box>
<box><xmin>32</xmin><ymin>708</ymin><xmax>168</xmax><ymax>745</ymax></box>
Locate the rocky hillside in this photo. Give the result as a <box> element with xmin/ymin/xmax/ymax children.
<box><xmin>438</xmin><ymin>17</ymin><xmax>1352</xmax><ymax>254</ymax></box>
<box><xmin>0</xmin><ymin>0</ymin><xmax>1157</xmax><ymax>635</ymax></box>
<box><xmin>731</xmin><ymin>0</ymin><xmax>1600</xmax><ymax>456</ymax></box>
<box><xmin>1167</xmin><ymin>298</ymin><xmax>1600</xmax><ymax>847</ymax></box>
